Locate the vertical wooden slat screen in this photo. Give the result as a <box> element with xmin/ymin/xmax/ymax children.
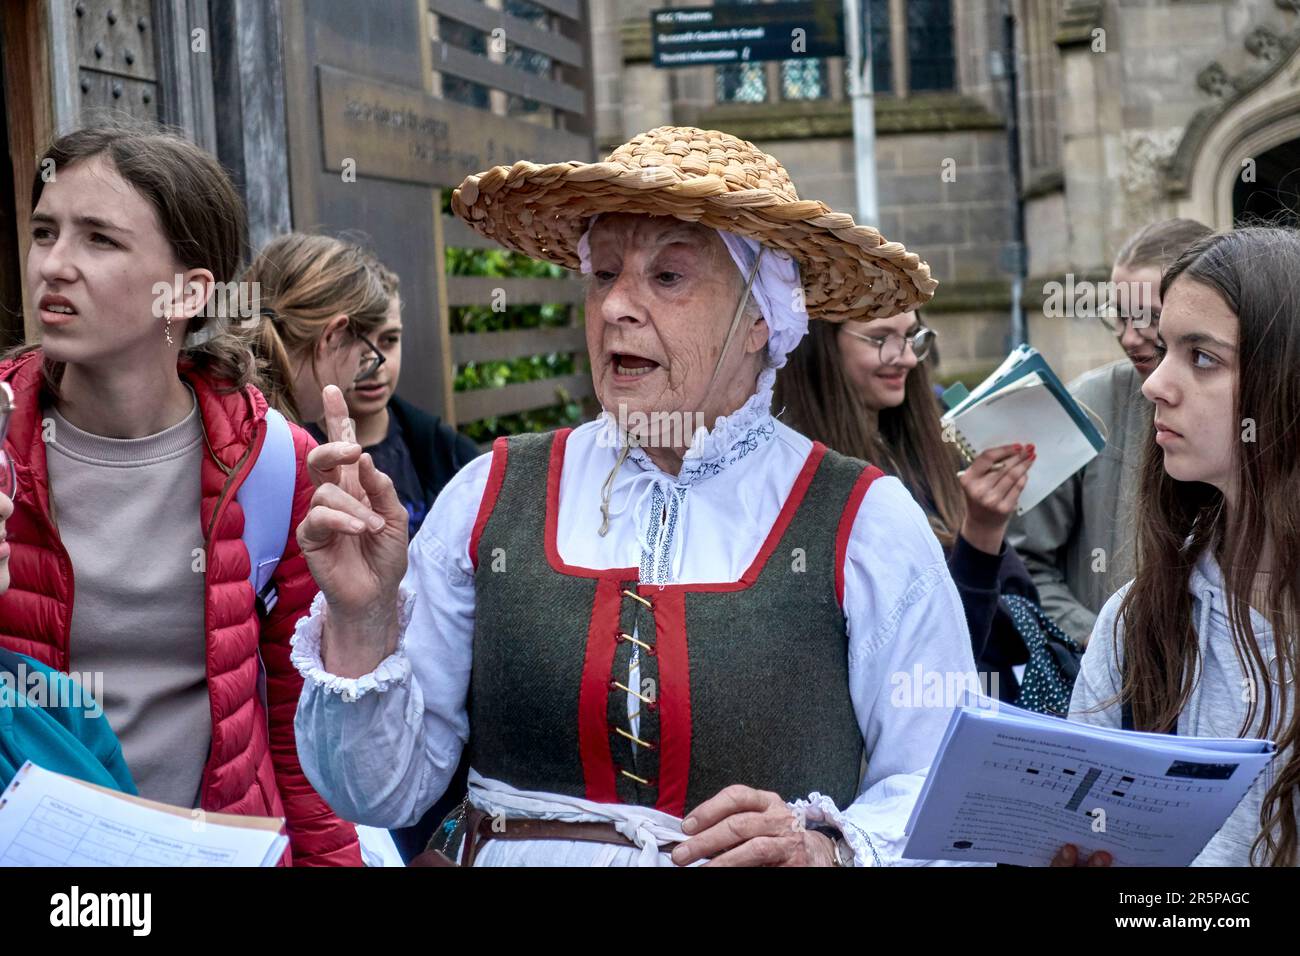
<box><xmin>428</xmin><ymin>0</ymin><xmax>595</xmax><ymax>436</ymax></box>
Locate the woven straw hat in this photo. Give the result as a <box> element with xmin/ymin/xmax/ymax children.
<box><xmin>451</xmin><ymin>126</ymin><xmax>936</xmax><ymax>322</ymax></box>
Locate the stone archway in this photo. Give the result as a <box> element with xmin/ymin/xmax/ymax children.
<box><xmin>1167</xmin><ymin>40</ymin><xmax>1300</xmax><ymax>229</ymax></box>
<box><xmin>1234</xmin><ymin>135</ymin><xmax>1300</xmax><ymax>224</ymax></box>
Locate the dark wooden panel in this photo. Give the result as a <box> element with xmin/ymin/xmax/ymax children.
<box><xmin>318</xmin><ymin>65</ymin><xmax>592</xmax><ymax>187</ymax></box>
<box><xmin>455</xmin><ymin>372</ymin><xmax>592</xmax><ymax>421</ymax></box>
<box><xmin>1</xmin><ymin>0</ymin><xmax>56</xmax><ymax>343</ymax></box>
<box><xmin>76</xmin><ymin>69</ymin><xmax>159</xmax><ymax>122</ymax></box>
<box><xmin>210</xmin><ymin>0</ymin><xmax>292</xmax><ymax>252</ymax></box>
<box><xmin>280</xmin><ymin>0</ymin><xmax>596</xmax><ymax>421</ymax></box>
<box><xmin>446</xmin><ymin>276</ymin><xmax>586</xmax><ymax>307</ymax></box>
<box><xmin>154</xmin><ymin>0</ymin><xmax>218</xmax><ymax>154</ymax></box>
<box><xmin>433</xmin><ymin>43</ymin><xmax>584</xmax><ymax>114</ymax></box>
<box><xmin>283</xmin><ymin>0</ymin><xmax>446</xmax><ymax>415</ymax></box>
<box><xmin>428</xmin><ymin>0</ymin><xmax>583</xmax><ymax>66</ymax></box>
<box><xmin>75</xmin><ymin>0</ymin><xmax>157</xmax><ymax>81</ymax></box>
<box><xmin>451</xmin><ymin>325</ymin><xmax>587</xmax><ymax>364</ymax></box>
<box><xmin>284</xmin><ymin>0</ymin><xmax>432</xmax><ymax>233</ymax></box>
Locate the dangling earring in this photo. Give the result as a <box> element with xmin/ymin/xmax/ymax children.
<box><xmin>164</xmin><ymin>319</ymin><xmax>175</xmax><ymax>347</ymax></box>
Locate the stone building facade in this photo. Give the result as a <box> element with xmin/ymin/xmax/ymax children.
<box><xmin>1021</xmin><ymin>0</ymin><xmax>1300</xmax><ymax>377</ymax></box>
<box><xmin>592</xmin><ymin>0</ymin><xmax>1300</xmax><ymax>383</ymax></box>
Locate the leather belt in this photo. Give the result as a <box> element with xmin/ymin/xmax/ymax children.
<box><xmin>408</xmin><ymin>806</ymin><xmax>641</xmax><ymax>867</ymax></box>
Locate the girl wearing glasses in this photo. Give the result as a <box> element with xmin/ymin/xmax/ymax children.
<box><xmin>1009</xmin><ymin>218</ymin><xmax>1212</xmax><ymax>646</ymax></box>
<box><xmin>303</xmin><ymin>257</ymin><xmax>480</xmax><ymax>543</ymax></box>
<box><xmin>0</xmin><ymin>124</ymin><xmax>360</xmax><ymax>864</ymax></box>
<box><xmin>240</xmin><ymin>232</ymin><xmax>390</xmax><ymax>429</ymax></box>
<box><xmin>775</xmin><ymin>310</ymin><xmax>1039</xmax><ymax>701</ymax></box>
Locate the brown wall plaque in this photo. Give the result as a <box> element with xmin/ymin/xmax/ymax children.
<box><xmin>318</xmin><ymin>64</ymin><xmax>594</xmax><ymax>188</ymax></box>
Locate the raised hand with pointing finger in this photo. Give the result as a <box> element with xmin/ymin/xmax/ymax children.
<box><xmin>297</xmin><ymin>385</ymin><xmax>409</xmax><ymax>678</ymax></box>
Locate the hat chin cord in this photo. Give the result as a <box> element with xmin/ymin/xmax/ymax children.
<box><xmin>598</xmin><ymin>247</ymin><xmax>764</xmax><ymax>537</ymax></box>
<box><xmin>701</xmin><ymin>245</ymin><xmax>764</xmax><ymax>412</ymax></box>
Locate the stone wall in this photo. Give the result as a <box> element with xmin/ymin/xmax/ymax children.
<box><xmin>592</xmin><ymin>0</ymin><xmax>1300</xmax><ymax>390</ymax></box>
<box><xmin>1018</xmin><ymin>0</ymin><xmax>1300</xmax><ymax>382</ymax></box>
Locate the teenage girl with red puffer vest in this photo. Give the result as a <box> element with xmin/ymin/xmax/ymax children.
<box><xmin>0</xmin><ymin>124</ymin><xmax>364</xmax><ymax>865</ymax></box>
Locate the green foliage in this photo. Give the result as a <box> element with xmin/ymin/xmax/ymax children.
<box><xmin>445</xmin><ymin>193</ymin><xmax>588</xmax><ymax>443</ymax></box>
<box><xmin>447</xmin><ymin>245</ymin><xmax>566</xmax><ymax>282</ymax></box>
<box><xmin>462</xmin><ymin>395</ymin><xmax>587</xmax><ymax>445</ymax></box>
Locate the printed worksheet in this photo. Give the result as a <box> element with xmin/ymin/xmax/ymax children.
<box><xmin>902</xmin><ymin>698</ymin><xmax>1275</xmax><ymax>866</ymax></box>
<box><xmin>0</xmin><ymin>762</ymin><xmax>288</xmax><ymax>867</ymax></box>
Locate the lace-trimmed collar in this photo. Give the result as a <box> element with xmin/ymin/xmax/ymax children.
<box><xmin>596</xmin><ymin>366</ymin><xmax>779</xmax><ymax>488</ymax></box>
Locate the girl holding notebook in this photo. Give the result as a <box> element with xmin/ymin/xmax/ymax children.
<box><xmin>1061</xmin><ymin>227</ymin><xmax>1300</xmax><ymax>866</ymax></box>
<box><xmin>776</xmin><ymin>310</ymin><xmax>1039</xmax><ymax>703</ymax></box>
<box><xmin>1009</xmin><ymin>219</ymin><xmax>1212</xmax><ymax>645</ymax></box>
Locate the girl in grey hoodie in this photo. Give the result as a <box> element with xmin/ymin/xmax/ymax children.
<box><xmin>1072</xmin><ymin>554</ymin><xmax>1281</xmax><ymax>865</ymax></box>
<box><xmin>1064</xmin><ymin>227</ymin><xmax>1300</xmax><ymax>867</ymax></box>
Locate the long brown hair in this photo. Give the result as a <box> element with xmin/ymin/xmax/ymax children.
<box><xmin>1119</xmin><ymin>227</ymin><xmax>1300</xmax><ymax>865</ymax></box>
<box><xmin>240</xmin><ymin>233</ymin><xmax>390</xmax><ymax>423</ymax></box>
<box><xmin>774</xmin><ymin>314</ymin><xmax>965</xmax><ymax>545</ymax></box>
<box><xmin>5</xmin><ymin>122</ymin><xmax>256</xmax><ymax>389</ymax></box>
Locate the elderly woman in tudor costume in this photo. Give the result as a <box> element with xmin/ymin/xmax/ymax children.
<box><xmin>290</xmin><ymin>127</ymin><xmax>977</xmax><ymax>866</ymax></box>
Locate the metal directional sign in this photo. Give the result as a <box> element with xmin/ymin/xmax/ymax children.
<box><xmin>651</xmin><ymin>1</ymin><xmax>844</xmax><ymax>69</ymax></box>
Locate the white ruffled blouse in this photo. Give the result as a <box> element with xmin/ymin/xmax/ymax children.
<box><xmin>291</xmin><ymin>371</ymin><xmax>979</xmax><ymax>866</ymax></box>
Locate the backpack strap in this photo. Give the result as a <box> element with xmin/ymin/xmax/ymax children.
<box><xmin>237</xmin><ymin>407</ymin><xmax>296</xmax><ymax>615</ymax></box>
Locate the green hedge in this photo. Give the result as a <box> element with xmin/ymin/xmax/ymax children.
<box><xmin>445</xmin><ymin>192</ymin><xmax>587</xmax><ymax>442</ymax></box>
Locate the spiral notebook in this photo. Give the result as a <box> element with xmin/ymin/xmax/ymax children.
<box><xmin>940</xmin><ymin>346</ymin><xmax>1106</xmax><ymax>514</ymax></box>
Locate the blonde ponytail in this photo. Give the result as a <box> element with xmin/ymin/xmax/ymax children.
<box><xmin>240</xmin><ymin>233</ymin><xmax>390</xmax><ymax>425</ymax></box>
<box><xmin>246</xmin><ymin>314</ymin><xmax>302</xmax><ymax>421</ymax></box>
